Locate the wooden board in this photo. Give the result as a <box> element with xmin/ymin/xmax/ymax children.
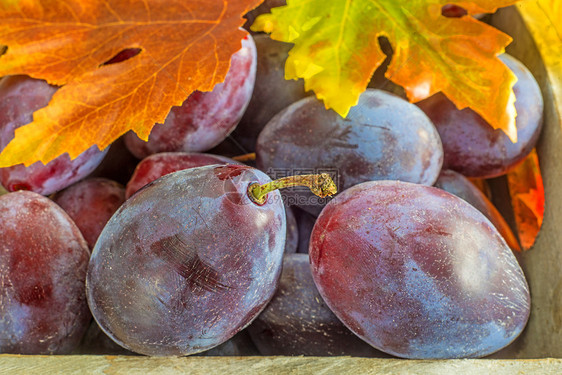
<box><xmin>0</xmin><ymin>355</ymin><xmax>561</xmax><ymax>375</ymax></box>
<box><xmin>1</xmin><ymin>3</ymin><xmax>561</xmax><ymax>373</ymax></box>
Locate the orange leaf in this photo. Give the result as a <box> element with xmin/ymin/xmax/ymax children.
<box><xmin>0</xmin><ymin>0</ymin><xmax>262</xmax><ymax>167</ymax></box>
<box><xmin>506</xmin><ymin>148</ymin><xmax>545</xmax><ymax>251</ymax></box>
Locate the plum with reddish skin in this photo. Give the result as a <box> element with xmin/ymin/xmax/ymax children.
<box><xmin>0</xmin><ymin>75</ymin><xmax>107</xmax><ymax>195</ymax></box>
<box><xmin>248</xmin><ymin>254</ymin><xmax>384</xmax><ymax>356</ymax></box>
<box><xmin>125</xmin><ymin>152</ymin><xmax>241</xmax><ymax>198</ymax></box>
<box><xmin>125</xmin><ymin>35</ymin><xmax>257</xmax><ymax>158</ymax></box>
<box><xmin>435</xmin><ymin>170</ymin><xmax>521</xmax><ymax>252</ymax></box>
<box><xmin>53</xmin><ymin>178</ymin><xmax>126</xmax><ymax>249</ymax></box>
<box><xmin>231</xmin><ymin>34</ymin><xmax>310</xmax><ymax>151</ymax></box>
<box><xmin>87</xmin><ymin>164</ymin><xmax>286</xmax><ymax>356</ymax></box>
<box><xmin>256</xmin><ymin>89</ymin><xmax>443</xmax><ymax>215</ymax></box>
<box><xmin>126</xmin><ymin>153</ymin><xmax>297</xmax><ymax>253</ymax></box>
<box><xmin>310</xmin><ymin>180</ymin><xmax>530</xmax><ymax>359</ymax></box>
<box><xmin>417</xmin><ymin>54</ymin><xmax>543</xmax><ymax>178</ymax></box>
<box><xmin>0</xmin><ymin>191</ymin><xmax>91</xmax><ymax>354</ymax></box>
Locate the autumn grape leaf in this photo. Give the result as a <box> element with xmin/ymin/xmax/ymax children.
<box><xmin>512</xmin><ymin>0</ymin><xmax>560</xmax><ymax>251</ymax></box>
<box><xmin>518</xmin><ymin>0</ymin><xmax>562</xmax><ymax>108</ymax></box>
<box><xmin>252</xmin><ymin>0</ymin><xmax>520</xmax><ymax>141</ymax></box>
<box><xmin>0</xmin><ymin>0</ymin><xmax>262</xmax><ymax>167</ymax></box>
<box><xmin>507</xmin><ymin>149</ymin><xmax>545</xmax><ymax>251</ymax></box>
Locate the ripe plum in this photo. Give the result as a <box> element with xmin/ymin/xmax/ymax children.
<box><xmin>256</xmin><ymin>89</ymin><xmax>443</xmax><ymax>215</ymax></box>
<box><xmin>0</xmin><ymin>75</ymin><xmax>107</xmax><ymax>195</ymax></box>
<box><xmin>125</xmin><ymin>35</ymin><xmax>257</xmax><ymax>158</ymax></box>
<box><xmin>417</xmin><ymin>54</ymin><xmax>543</xmax><ymax>178</ymax></box>
<box><xmin>53</xmin><ymin>178</ymin><xmax>126</xmax><ymax>249</ymax></box>
<box><xmin>248</xmin><ymin>254</ymin><xmax>384</xmax><ymax>356</ymax></box>
<box><xmin>0</xmin><ymin>191</ymin><xmax>91</xmax><ymax>354</ymax></box>
<box><xmin>125</xmin><ymin>152</ymin><xmax>240</xmax><ymax>199</ymax></box>
<box><xmin>310</xmin><ymin>180</ymin><xmax>531</xmax><ymax>358</ymax></box>
<box><xmin>87</xmin><ymin>165</ymin><xmax>287</xmax><ymax>355</ymax></box>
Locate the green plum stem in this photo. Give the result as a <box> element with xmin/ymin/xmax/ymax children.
<box><xmin>248</xmin><ymin>173</ymin><xmax>337</xmax><ymax>204</ymax></box>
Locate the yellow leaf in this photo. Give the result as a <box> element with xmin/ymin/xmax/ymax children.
<box><xmin>518</xmin><ymin>0</ymin><xmax>562</xmax><ymax>105</ymax></box>
<box><xmin>252</xmin><ymin>0</ymin><xmax>520</xmax><ymax>141</ymax></box>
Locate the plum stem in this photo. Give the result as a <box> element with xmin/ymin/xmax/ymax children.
<box><xmin>232</xmin><ymin>152</ymin><xmax>256</xmax><ymax>162</ymax></box>
<box><xmin>248</xmin><ymin>173</ymin><xmax>337</xmax><ymax>204</ymax></box>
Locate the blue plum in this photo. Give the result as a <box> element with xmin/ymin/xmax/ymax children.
<box><xmin>256</xmin><ymin>89</ymin><xmax>443</xmax><ymax>215</ymax></box>
<box><xmin>0</xmin><ymin>191</ymin><xmax>91</xmax><ymax>354</ymax></box>
<box><xmin>53</xmin><ymin>178</ymin><xmax>126</xmax><ymax>249</ymax></box>
<box><xmin>417</xmin><ymin>54</ymin><xmax>543</xmax><ymax>178</ymax></box>
<box><xmin>248</xmin><ymin>253</ymin><xmax>385</xmax><ymax>356</ymax></box>
<box><xmin>310</xmin><ymin>180</ymin><xmax>530</xmax><ymax>359</ymax></box>
<box><xmin>125</xmin><ymin>152</ymin><xmax>298</xmax><ymax>254</ymax></box>
<box><xmin>124</xmin><ymin>34</ymin><xmax>257</xmax><ymax>158</ymax></box>
<box><xmin>86</xmin><ymin>164</ymin><xmax>286</xmax><ymax>356</ymax></box>
<box><xmin>125</xmin><ymin>152</ymin><xmax>241</xmax><ymax>198</ymax></box>
<box><xmin>0</xmin><ymin>75</ymin><xmax>107</xmax><ymax>195</ymax></box>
